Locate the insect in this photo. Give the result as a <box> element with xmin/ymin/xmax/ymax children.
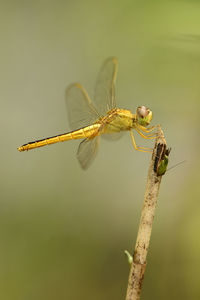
<box><xmin>154</xmin><ymin>143</ymin><xmax>171</xmax><ymax>176</ymax></box>
<box><xmin>18</xmin><ymin>57</ymin><xmax>157</xmax><ymax>169</ymax></box>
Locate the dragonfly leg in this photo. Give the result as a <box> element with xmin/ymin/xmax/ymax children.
<box><xmin>130</xmin><ymin>131</ymin><xmax>153</xmax><ymax>153</ymax></box>
<box><xmin>135</xmin><ymin>128</ymin><xmax>157</xmax><ymax>139</ymax></box>
<box><xmin>138</xmin><ymin>124</ymin><xmax>159</xmax><ymax>133</ymax></box>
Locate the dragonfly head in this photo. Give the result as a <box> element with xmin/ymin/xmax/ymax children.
<box><xmin>136</xmin><ymin>106</ymin><xmax>152</xmax><ymax>127</ymax></box>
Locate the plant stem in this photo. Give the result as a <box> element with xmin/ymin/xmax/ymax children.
<box><xmin>125</xmin><ymin>125</ymin><xmax>167</xmax><ymax>300</ymax></box>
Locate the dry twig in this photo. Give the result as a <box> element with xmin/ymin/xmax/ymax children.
<box><xmin>125</xmin><ymin>125</ymin><xmax>167</xmax><ymax>300</ymax></box>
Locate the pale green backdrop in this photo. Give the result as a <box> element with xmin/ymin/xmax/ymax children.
<box><xmin>1</xmin><ymin>0</ymin><xmax>200</xmax><ymax>299</ymax></box>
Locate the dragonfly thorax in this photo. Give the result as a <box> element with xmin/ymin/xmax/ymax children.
<box><xmin>102</xmin><ymin>108</ymin><xmax>135</xmax><ymax>133</ymax></box>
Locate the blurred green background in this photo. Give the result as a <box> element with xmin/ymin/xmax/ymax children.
<box><xmin>1</xmin><ymin>0</ymin><xmax>200</xmax><ymax>299</ymax></box>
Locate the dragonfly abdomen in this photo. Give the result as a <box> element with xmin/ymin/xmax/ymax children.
<box><xmin>18</xmin><ymin>124</ymin><xmax>101</xmax><ymax>152</ymax></box>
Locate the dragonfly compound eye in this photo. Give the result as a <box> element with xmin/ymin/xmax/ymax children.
<box><xmin>137</xmin><ymin>106</ymin><xmax>149</xmax><ymax>117</ymax></box>
<box><xmin>136</xmin><ymin>106</ymin><xmax>152</xmax><ymax>126</ymax></box>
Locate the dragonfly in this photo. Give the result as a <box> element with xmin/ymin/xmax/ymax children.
<box><xmin>18</xmin><ymin>57</ymin><xmax>157</xmax><ymax>169</ymax></box>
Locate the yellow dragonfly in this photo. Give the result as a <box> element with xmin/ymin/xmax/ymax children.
<box><xmin>18</xmin><ymin>57</ymin><xmax>157</xmax><ymax>169</ymax></box>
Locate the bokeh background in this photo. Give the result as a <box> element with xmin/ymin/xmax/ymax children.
<box><xmin>1</xmin><ymin>1</ymin><xmax>200</xmax><ymax>299</ymax></box>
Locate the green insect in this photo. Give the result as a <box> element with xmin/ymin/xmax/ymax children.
<box><xmin>154</xmin><ymin>143</ymin><xmax>171</xmax><ymax>176</ymax></box>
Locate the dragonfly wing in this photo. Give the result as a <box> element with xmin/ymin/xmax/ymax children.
<box><xmin>94</xmin><ymin>57</ymin><xmax>118</xmax><ymax>116</ymax></box>
<box><xmin>66</xmin><ymin>83</ymin><xmax>99</xmax><ymax>131</ymax></box>
<box><xmin>102</xmin><ymin>131</ymin><xmax>123</xmax><ymax>141</ymax></box>
<box><xmin>77</xmin><ymin>136</ymin><xmax>100</xmax><ymax>170</ymax></box>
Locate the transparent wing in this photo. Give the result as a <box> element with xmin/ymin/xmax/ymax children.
<box><xmin>102</xmin><ymin>131</ymin><xmax>123</xmax><ymax>141</ymax></box>
<box><xmin>94</xmin><ymin>57</ymin><xmax>118</xmax><ymax>116</ymax></box>
<box><xmin>77</xmin><ymin>136</ymin><xmax>100</xmax><ymax>170</ymax></box>
<box><xmin>66</xmin><ymin>83</ymin><xmax>99</xmax><ymax>131</ymax></box>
